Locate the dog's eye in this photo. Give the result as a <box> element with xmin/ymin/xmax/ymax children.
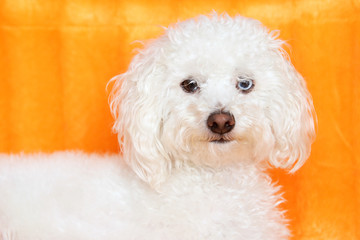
<box><xmin>180</xmin><ymin>79</ymin><xmax>199</xmax><ymax>93</ymax></box>
<box><xmin>236</xmin><ymin>77</ymin><xmax>254</xmax><ymax>93</ymax></box>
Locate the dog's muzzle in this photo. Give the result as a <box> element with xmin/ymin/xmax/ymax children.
<box><xmin>207</xmin><ymin>111</ymin><xmax>235</xmax><ymax>135</ymax></box>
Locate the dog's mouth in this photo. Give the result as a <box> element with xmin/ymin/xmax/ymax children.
<box><xmin>210</xmin><ymin>137</ymin><xmax>232</xmax><ymax>144</ymax></box>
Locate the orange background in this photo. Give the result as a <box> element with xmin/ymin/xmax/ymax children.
<box><xmin>0</xmin><ymin>0</ymin><xmax>359</xmax><ymax>239</ymax></box>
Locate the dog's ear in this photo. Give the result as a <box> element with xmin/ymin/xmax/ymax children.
<box><xmin>109</xmin><ymin>46</ymin><xmax>171</xmax><ymax>189</ymax></box>
<box><xmin>267</xmin><ymin>46</ymin><xmax>316</xmax><ymax>173</ymax></box>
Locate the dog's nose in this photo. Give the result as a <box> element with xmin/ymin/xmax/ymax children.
<box><xmin>207</xmin><ymin>111</ymin><xmax>235</xmax><ymax>134</ymax></box>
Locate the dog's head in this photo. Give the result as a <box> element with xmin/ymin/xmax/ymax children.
<box><xmin>110</xmin><ymin>14</ymin><xmax>316</xmax><ymax>188</ymax></box>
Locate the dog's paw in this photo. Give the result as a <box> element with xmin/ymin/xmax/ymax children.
<box><xmin>1</xmin><ymin>230</ymin><xmax>16</xmax><ymax>240</ymax></box>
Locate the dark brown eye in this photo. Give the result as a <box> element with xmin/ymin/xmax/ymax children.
<box><xmin>236</xmin><ymin>77</ymin><xmax>254</xmax><ymax>93</ymax></box>
<box><xmin>180</xmin><ymin>79</ymin><xmax>199</xmax><ymax>93</ymax></box>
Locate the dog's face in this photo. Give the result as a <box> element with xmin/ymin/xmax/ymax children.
<box><xmin>110</xmin><ymin>14</ymin><xmax>316</xmax><ymax>188</ymax></box>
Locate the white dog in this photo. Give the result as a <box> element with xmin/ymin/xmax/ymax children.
<box><xmin>0</xmin><ymin>13</ymin><xmax>315</xmax><ymax>240</ymax></box>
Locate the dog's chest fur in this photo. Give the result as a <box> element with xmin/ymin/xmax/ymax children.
<box><xmin>0</xmin><ymin>152</ymin><xmax>289</xmax><ymax>240</ymax></box>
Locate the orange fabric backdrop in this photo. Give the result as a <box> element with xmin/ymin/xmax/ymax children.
<box><xmin>0</xmin><ymin>0</ymin><xmax>359</xmax><ymax>239</ymax></box>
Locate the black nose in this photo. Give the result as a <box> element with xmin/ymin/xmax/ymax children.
<box><xmin>207</xmin><ymin>111</ymin><xmax>235</xmax><ymax>134</ymax></box>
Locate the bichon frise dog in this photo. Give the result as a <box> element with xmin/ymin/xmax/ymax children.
<box><xmin>0</xmin><ymin>13</ymin><xmax>315</xmax><ymax>240</ymax></box>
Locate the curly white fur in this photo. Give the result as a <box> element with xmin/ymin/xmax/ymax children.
<box><xmin>0</xmin><ymin>13</ymin><xmax>315</xmax><ymax>240</ymax></box>
<box><xmin>110</xmin><ymin>13</ymin><xmax>315</xmax><ymax>188</ymax></box>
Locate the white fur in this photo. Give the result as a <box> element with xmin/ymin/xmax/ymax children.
<box><xmin>0</xmin><ymin>13</ymin><xmax>315</xmax><ymax>240</ymax></box>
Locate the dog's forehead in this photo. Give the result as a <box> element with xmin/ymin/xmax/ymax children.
<box><xmin>169</xmin><ymin>36</ymin><xmax>259</xmax><ymax>59</ymax></box>
<box><xmin>163</xmin><ymin>29</ymin><xmax>271</xmax><ymax>77</ymax></box>
<box><xmin>164</xmin><ymin>18</ymin><xmax>270</xmax><ymax>56</ymax></box>
<box><xmin>164</xmin><ymin>39</ymin><xmax>262</xmax><ymax>80</ymax></box>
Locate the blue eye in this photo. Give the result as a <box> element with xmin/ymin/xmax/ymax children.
<box><xmin>236</xmin><ymin>77</ymin><xmax>254</xmax><ymax>93</ymax></box>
